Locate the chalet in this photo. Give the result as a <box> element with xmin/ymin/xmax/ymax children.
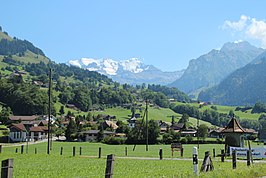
<box><xmin>78</xmin><ymin>130</ymin><xmax>115</xmax><ymax>142</ymax></box>
<box><xmin>9</xmin><ymin>123</ymin><xmax>27</xmax><ymax>142</ymax></box>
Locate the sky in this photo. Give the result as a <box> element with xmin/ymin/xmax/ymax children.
<box><xmin>1</xmin><ymin>1</ymin><xmax>266</xmax><ymax>71</ymax></box>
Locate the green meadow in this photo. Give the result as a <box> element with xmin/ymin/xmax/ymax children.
<box><xmin>1</xmin><ymin>142</ymin><xmax>266</xmax><ymax>177</ymax></box>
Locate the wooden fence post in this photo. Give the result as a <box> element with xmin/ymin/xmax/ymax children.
<box><xmin>98</xmin><ymin>147</ymin><xmax>102</xmax><ymax>158</ymax></box>
<box><xmin>247</xmin><ymin>150</ymin><xmax>251</xmax><ymax>166</ymax></box>
<box><xmin>213</xmin><ymin>148</ymin><xmax>215</xmax><ymax>158</ymax></box>
<box><xmin>221</xmin><ymin>149</ymin><xmax>225</xmax><ymax>162</ymax></box>
<box><xmin>15</xmin><ymin>148</ymin><xmax>18</xmax><ymax>154</ymax></box>
<box><xmin>73</xmin><ymin>146</ymin><xmax>76</xmax><ymax>157</ymax></box>
<box><xmin>159</xmin><ymin>148</ymin><xmax>163</xmax><ymax>160</ymax></box>
<box><xmin>1</xmin><ymin>158</ymin><xmax>14</xmax><ymax>178</ymax></box>
<box><xmin>200</xmin><ymin>151</ymin><xmax>214</xmax><ymax>172</ymax></box>
<box><xmin>125</xmin><ymin>147</ymin><xmax>127</xmax><ymax>156</ymax></box>
<box><xmin>105</xmin><ymin>154</ymin><xmax>115</xmax><ymax>178</ymax></box>
<box><xmin>0</xmin><ymin>145</ymin><xmax>2</xmax><ymax>153</ymax></box>
<box><xmin>80</xmin><ymin>147</ymin><xmax>82</xmax><ymax>156</ymax></box>
<box><xmin>60</xmin><ymin>147</ymin><xmax>63</xmax><ymax>155</ymax></box>
<box><xmin>181</xmin><ymin>148</ymin><xmax>184</xmax><ymax>157</ymax></box>
<box><xmin>232</xmin><ymin>150</ymin><xmax>236</xmax><ymax>169</ymax></box>
<box><xmin>21</xmin><ymin>145</ymin><xmax>24</xmax><ymax>154</ymax></box>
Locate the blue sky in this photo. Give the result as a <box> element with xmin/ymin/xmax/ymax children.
<box><xmin>1</xmin><ymin>1</ymin><xmax>266</xmax><ymax>71</ymax></box>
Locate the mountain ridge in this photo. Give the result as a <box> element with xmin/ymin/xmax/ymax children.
<box><xmin>169</xmin><ymin>41</ymin><xmax>264</xmax><ymax>95</ymax></box>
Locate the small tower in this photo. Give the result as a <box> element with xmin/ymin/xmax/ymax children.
<box><xmin>221</xmin><ymin>115</ymin><xmax>246</xmax><ymax>148</ymax></box>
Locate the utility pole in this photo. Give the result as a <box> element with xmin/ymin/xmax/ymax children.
<box><xmin>47</xmin><ymin>68</ymin><xmax>52</xmax><ymax>154</ymax></box>
<box><xmin>197</xmin><ymin>116</ymin><xmax>200</xmax><ymax>149</ymax></box>
<box><xmin>145</xmin><ymin>100</ymin><xmax>148</xmax><ymax>151</ymax></box>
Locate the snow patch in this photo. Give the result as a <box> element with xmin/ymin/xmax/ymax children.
<box><xmin>68</xmin><ymin>60</ymin><xmax>81</xmax><ymax>68</ymax></box>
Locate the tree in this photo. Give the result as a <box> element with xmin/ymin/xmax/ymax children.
<box><xmin>65</xmin><ymin>119</ymin><xmax>77</xmax><ymax>141</ymax></box>
<box><xmin>178</xmin><ymin>113</ymin><xmax>189</xmax><ymax>130</ymax></box>
<box><xmin>59</xmin><ymin>106</ymin><xmax>65</xmax><ymax>116</ymax></box>
<box><xmin>0</xmin><ymin>107</ymin><xmax>12</xmax><ymax>124</ymax></box>
<box><xmin>198</xmin><ymin>124</ymin><xmax>208</xmax><ymax>141</ymax></box>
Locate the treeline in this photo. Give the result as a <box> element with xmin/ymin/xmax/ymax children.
<box><xmin>147</xmin><ymin>84</ymin><xmax>191</xmax><ymax>103</ymax></box>
<box><xmin>0</xmin><ymin>38</ymin><xmax>45</xmax><ymax>56</ymax></box>
<box><xmin>171</xmin><ymin>104</ymin><xmax>231</xmax><ymax>127</ymax></box>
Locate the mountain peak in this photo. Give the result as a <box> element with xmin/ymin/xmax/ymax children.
<box><xmin>220</xmin><ymin>41</ymin><xmax>255</xmax><ymax>52</ymax></box>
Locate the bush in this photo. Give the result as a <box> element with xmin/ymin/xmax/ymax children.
<box><xmin>102</xmin><ymin>136</ymin><xmax>126</xmax><ymax>145</ymax></box>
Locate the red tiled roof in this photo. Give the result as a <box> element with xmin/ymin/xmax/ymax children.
<box><xmin>10</xmin><ymin>123</ymin><xmax>26</xmax><ymax>132</ymax></box>
<box><xmin>30</xmin><ymin>126</ymin><xmax>44</xmax><ymax>132</ymax></box>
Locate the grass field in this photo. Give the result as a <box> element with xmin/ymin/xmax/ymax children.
<box><xmin>1</xmin><ymin>142</ymin><xmax>266</xmax><ymax>177</ymax></box>
<box><xmin>175</xmin><ymin>102</ymin><xmax>262</xmax><ymax>121</ymax></box>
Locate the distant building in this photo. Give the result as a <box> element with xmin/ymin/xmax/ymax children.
<box><xmin>78</xmin><ymin>130</ymin><xmax>115</xmax><ymax>142</ymax></box>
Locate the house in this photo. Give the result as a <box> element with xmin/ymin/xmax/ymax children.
<box><xmin>8</xmin><ymin>117</ymin><xmax>49</xmax><ymax>142</ymax></box>
<box><xmin>158</xmin><ymin>121</ymin><xmax>171</xmax><ymax>134</ymax></box>
<box><xmin>9</xmin><ymin>123</ymin><xmax>27</xmax><ymax>142</ymax></box>
<box><xmin>29</xmin><ymin>126</ymin><xmax>48</xmax><ymax>141</ymax></box>
<box><xmin>78</xmin><ymin>130</ymin><xmax>115</xmax><ymax>142</ymax></box>
<box><xmin>170</xmin><ymin>123</ymin><xmax>185</xmax><ymax>131</ymax></box>
<box><xmin>102</xmin><ymin>120</ymin><xmax>118</xmax><ymax>130</ymax></box>
<box><xmin>209</xmin><ymin>128</ymin><xmax>224</xmax><ymax>138</ymax></box>
<box><xmin>128</xmin><ymin>117</ymin><xmax>137</xmax><ymax>128</ymax></box>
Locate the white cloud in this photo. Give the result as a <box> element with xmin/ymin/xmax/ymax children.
<box><xmin>222</xmin><ymin>15</ymin><xmax>266</xmax><ymax>48</ymax></box>
<box><xmin>246</xmin><ymin>18</ymin><xmax>266</xmax><ymax>47</ymax></box>
<box><xmin>223</xmin><ymin>15</ymin><xmax>249</xmax><ymax>31</ymax></box>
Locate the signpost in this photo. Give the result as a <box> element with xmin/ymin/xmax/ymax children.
<box><xmin>193</xmin><ymin>147</ymin><xmax>198</xmax><ymax>175</ymax></box>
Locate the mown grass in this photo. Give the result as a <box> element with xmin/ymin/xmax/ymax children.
<box><xmin>1</xmin><ymin>142</ymin><xmax>266</xmax><ymax>177</ymax></box>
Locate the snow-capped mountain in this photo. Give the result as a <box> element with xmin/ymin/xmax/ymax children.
<box><xmin>67</xmin><ymin>58</ymin><xmax>183</xmax><ymax>85</ymax></box>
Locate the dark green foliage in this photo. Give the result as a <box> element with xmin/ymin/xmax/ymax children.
<box><xmin>0</xmin><ymin>78</ymin><xmax>55</xmax><ymax>115</ymax></box>
<box><xmin>198</xmin><ymin>124</ymin><xmax>208</xmax><ymax>140</ymax></box>
<box><xmin>0</xmin><ymin>38</ymin><xmax>45</xmax><ymax>56</ymax></box>
<box><xmin>251</xmin><ymin>102</ymin><xmax>266</xmax><ymax>113</ymax></box>
<box><xmin>126</xmin><ymin>120</ymin><xmax>160</xmax><ymax>144</ymax></box>
<box><xmin>172</xmin><ymin>103</ymin><xmax>231</xmax><ymax>127</ymax></box>
<box><xmin>102</xmin><ymin>136</ymin><xmax>125</xmax><ymax>144</ymax></box>
<box><xmin>65</xmin><ymin>119</ymin><xmax>77</xmax><ymax>141</ymax></box>
<box><xmin>147</xmin><ymin>84</ymin><xmax>191</xmax><ymax>102</ymax></box>
<box><xmin>0</xmin><ymin>107</ymin><xmax>12</xmax><ymax>124</ymax></box>
<box><xmin>162</xmin><ymin>130</ymin><xmax>181</xmax><ymax>144</ymax></box>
